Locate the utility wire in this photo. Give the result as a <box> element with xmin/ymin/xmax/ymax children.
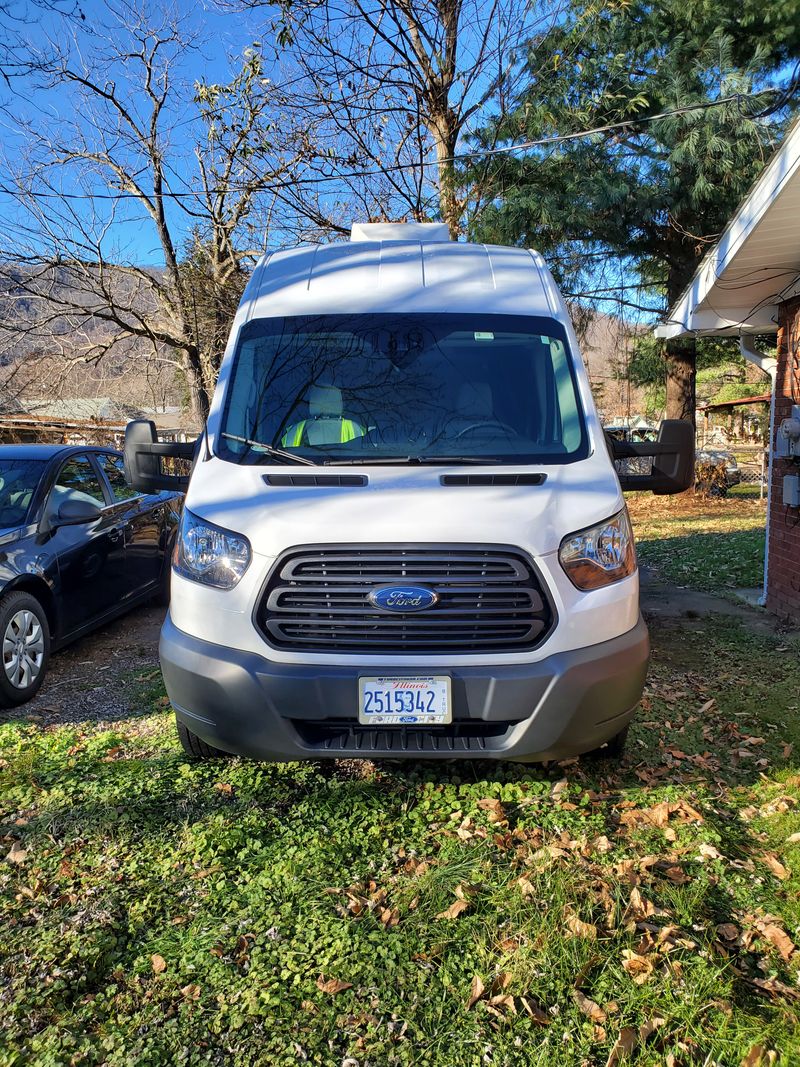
<box><xmin>0</xmin><ymin>84</ymin><xmax>793</xmax><ymax>205</ymax></box>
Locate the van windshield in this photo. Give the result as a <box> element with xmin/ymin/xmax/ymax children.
<box><xmin>218</xmin><ymin>313</ymin><xmax>588</xmax><ymax>465</ymax></box>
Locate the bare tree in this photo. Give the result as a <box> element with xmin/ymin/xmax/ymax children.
<box><xmin>1</xmin><ymin>3</ymin><xmax>313</xmax><ymax>421</ymax></box>
<box><xmin>238</xmin><ymin>0</ymin><xmax>561</xmax><ymax>238</ymax></box>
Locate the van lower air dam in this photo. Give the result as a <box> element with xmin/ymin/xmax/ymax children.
<box><xmin>124</xmin><ymin>221</ymin><xmax>694</xmax><ymax>762</ymax></box>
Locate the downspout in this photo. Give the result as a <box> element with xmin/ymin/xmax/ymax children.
<box><xmin>739</xmin><ymin>333</ymin><xmax>778</xmax><ymax>607</ymax></box>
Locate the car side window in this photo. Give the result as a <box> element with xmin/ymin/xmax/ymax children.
<box><xmin>100</xmin><ymin>453</ymin><xmax>139</xmax><ymax>502</ymax></box>
<box><xmin>46</xmin><ymin>456</ymin><xmax>106</xmax><ymax>522</ymax></box>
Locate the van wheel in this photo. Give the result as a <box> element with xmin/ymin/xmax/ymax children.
<box><xmin>0</xmin><ymin>591</ymin><xmax>51</xmax><ymax>708</ymax></box>
<box><xmin>584</xmin><ymin>725</ymin><xmax>629</xmax><ymax>761</ymax></box>
<box><xmin>175</xmin><ymin>717</ymin><xmax>230</xmax><ymax>760</ymax></box>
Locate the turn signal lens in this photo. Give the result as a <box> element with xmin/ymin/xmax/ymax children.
<box><xmin>174</xmin><ymin>508</ymin><xmax>251</xmax><ymax>589</ymax></box>
<box><xmin>559</xmin><ymin>509</ymin><xmax>636</xmax><ymax>590</ymax></box>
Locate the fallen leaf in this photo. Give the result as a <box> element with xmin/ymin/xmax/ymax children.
<box><xmin>624</xmin><ymin>887</ymin><xmax>655</xmax><ymax>922</ymax></box>
<box><xmin>605</xmin><ymin>1027</ymin><xmax>637</xmax><ymax>1066</ymax></box>
<box><xmin>487</xmin><ymin>990</ymin><xmax>516</xmax><ymax>1014</ymax></box>
<box><xmin>750</xmin><ymin>975</ymin><xmax>800</xmax><ymax>1001</ymax></box>
<box><xmin>572</xmin><ymin>989</ymin><xmax>605</xmax><ymax>1023</ymax></box>
<box><xmin>787</xmin><ymin>832</ymin><xmax>800</xmax><ymax>844</ymax></box>
<box><xmin>316</xmin><ymin>975</ymin><xmax>353</xmax><ymax>995</ymax></box>
<box><xmin>489</xmin><ymin>972</ymin><xmax>512</xmax><ymax>995</ymax></box>
<box><xmin>214</xmin><ymin>782</ymin><xmax>233</xmax><ymax>794</ymax></box>
<box><xmin>466</xmin><ymin>975</ymin><xmax>485</xmax><ymax>1010</ymax></box>
<box><xmin>517</xmin><ymin>876</ymin><xmax>536</xmax><ymax>897</ymax></box>
<box><xmin>741</xmin><ymin>1045</ymin><xmax>779</xmax><ymax>1067</ymax></box>
<box><xmin>761</xmin><ymin>853</ymin><xmax>790</xmax><ymax>881</ymax></box>
<box><xmin>621</xmin><ymin>950</ymin><xmax>654</xmax><ymax>984</ymax></box>
<box><xmin>565</xmin><ymin>913</ymin><xmax>598</xmax><ymax>940</ymax></box>
<box><xmin>436</xmin><ymin>899</ymin><xmax>469</xmax><ymax>920</ymax></box>
<box><xmin>477</xmin><ymin>798</ymin><xmax>507</xmax><ymax>823</ymax></box>
<box><xmin>181</xmin><ymin>983</ymin><xmax>201</xmax><ymax>1000</ymax></box>
<box><xmin>638</xmin><ymin>1015</ymin><xmax>666</xmax><ymax>1042</ymax></box>
<box><xmin>753</xmin><ymin>919</ymin><xmax>795</xmax><ymax>961</ymax></box>
<box><xmin>716</xmin><ymin>923</ymin><xmax>740</xmax><ymax>942</ymax></box>
<box><xmin>698</xmin><ymin>843</ymin><xmax>723</xmax><ymax>861</ymax></box>
<box><xmin>659</xmin><ymin>864</ymin><xmax>690</xmax><ymax>885</ymax></box>
<box><xmin>519</xmin><ymin>997</ymin><xmax>550</xmax><ymax>1025</ymax></box>
<box><xmin>151</xmin><ymin>954</ymin><xmax>167</xmax><ymax>974</ymax></box>
<box><xmin>453</xmin><ymin>883</ymin><xmax>480</xmax><ymax>901</ymax></box>
<box><xmin>5</xmin><ymin>842</ymin><xmax>27</xmax><ymax>865</ymax></box>
<box><xmin>379</xmin><ymin>907</ymin><xmax>400</xmax><ymax>927</ymax></box>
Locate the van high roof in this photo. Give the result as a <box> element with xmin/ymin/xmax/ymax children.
<box><xmin>243</xmin><ymin>225</ymin><xmax>559</xmax><ymax>321</ymax></box>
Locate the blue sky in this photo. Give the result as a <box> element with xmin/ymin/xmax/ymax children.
<box><xmin>1</xmin><ymin>0</ymin><xmax>278</xmax><ymax>262</ymax></box>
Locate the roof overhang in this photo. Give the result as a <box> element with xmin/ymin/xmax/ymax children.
<box><xmin>655</xmin><ymin>118</ymin><xmax>800</xmax><ymax>340</ymax></box>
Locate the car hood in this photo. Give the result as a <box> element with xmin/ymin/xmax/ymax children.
<box><xmin>185</xmin><ymin>452</ymin><xmax>624</xmax><ymax>559</ymax></box>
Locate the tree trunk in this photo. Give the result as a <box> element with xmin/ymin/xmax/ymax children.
<box><xmin>431</xmin><ymin>122</ymin><xmax>460</xmax><ymax>239</ymax></box>
<box><xmin>664</xmin><ymin>335</ymin><xmax>696</xmax><ymax>424</ymax></box>
<box><xmin>181</xmin><ymin>347</ymin><xmax>212</xmax><ymax>425</ymax></box>
<box><xmin>664</xmin><ymin>259</ymin><xmax>697</xmax><ymax>426</ymax></box>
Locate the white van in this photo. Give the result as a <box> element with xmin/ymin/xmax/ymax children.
<box><xmin>125</xmin><ymin>223</ymin><xmax>692</xmax><ymax>762</ymax></box>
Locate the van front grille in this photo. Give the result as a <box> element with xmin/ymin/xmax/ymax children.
<box><xmin>257</xmin><ymin>545</ymin><xmax>554</xmax><ymax>653</ymax></box>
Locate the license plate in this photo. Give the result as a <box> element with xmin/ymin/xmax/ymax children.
<box><xmin>358</xmin><ymin>676</ymin><xmax>452</xmax><ymax>726</ymax></box>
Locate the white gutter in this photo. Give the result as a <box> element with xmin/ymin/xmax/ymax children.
<box><xmin>739</xmin><ymin>333</ymin><xmax>778</xmax><ymax>607</ymax></box>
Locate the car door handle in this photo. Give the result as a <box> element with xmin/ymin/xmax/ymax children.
<box><xmin>108</xmin><ymin>523</ymin><xmax>129</xmax><ymax>542</ymax></box>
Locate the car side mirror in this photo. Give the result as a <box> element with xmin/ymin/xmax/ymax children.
<box><xmin>608</xmin><ymin>419</ymin><xmax>694</xmax><ymax>495</ymax></box>
<box><xmin>55</xmin><ymin>498</ymin><xmax>103</xmax><ymax>526</ymax></box>
<box><xmin>124</xmin><ymin>419</ymin><xmax>197</xmax><ymax>493</ymax></box>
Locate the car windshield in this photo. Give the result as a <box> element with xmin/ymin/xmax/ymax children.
<box><xmin>218</xmin><ymin>313</ymin><xmax>588</xmax><ymax>465</ymax></box>
<box><xmin>0</xmin><ymin>459</ymin><xmax>46</xmax><ymax>527</ymax></box>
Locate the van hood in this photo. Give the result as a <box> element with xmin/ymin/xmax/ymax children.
<box><xmin>185</xmin><ymin>454</ymin><xmax>623</xmax><ymax>560</ymax></box>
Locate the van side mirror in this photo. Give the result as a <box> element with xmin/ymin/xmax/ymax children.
<box><xmin>608</xmin><ymin>420</ymin><xmax>694</xmax><ymax>495</ymax></box>
<box><xmin>123</xmin><ymin>419</ymin><xmax>197</xmax><ymax>493</ymax></box>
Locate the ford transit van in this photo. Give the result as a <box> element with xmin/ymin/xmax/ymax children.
<box><xmin>125</xmin><ymin>222</ymin><xmax>692</xmax><ymax>762</ymax></box>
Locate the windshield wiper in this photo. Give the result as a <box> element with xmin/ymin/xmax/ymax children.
<box><xmin>415</xmin><ymin>455</ymin><xmax>506</xmax><ymax>465</ymax></box>
<box><xmin>221</xmin><ymin>432</ymin><xmax>318</xmax><ymax>466</ymax></box>
<box><xmin>316</xmin><ymin>454</ymin><xmax>506</xmax><ymax>466</ymax></box>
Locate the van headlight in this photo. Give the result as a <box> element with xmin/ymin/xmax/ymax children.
<box><xmin>174</xmin><ymin>508</ymin><xmax>251</xmax><ymax>589</ymax></box>
<box><xmin>558</xmin><ymin>509</ymin><xmax>636</xmax><ymax>590</ymax></box>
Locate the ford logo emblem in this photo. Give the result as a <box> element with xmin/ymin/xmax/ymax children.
<box><xmin>368</xmin><ymin>586</ymin><xmax>438</xmax><ymax>612</ymax></box>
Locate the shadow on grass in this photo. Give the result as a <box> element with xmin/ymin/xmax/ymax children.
<box><xmin>637</xmin><ymin>528</ymin><xmax>766</xmax><ymax>592</ymax></box>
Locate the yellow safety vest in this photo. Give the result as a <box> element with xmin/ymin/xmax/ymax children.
<box><xmin>281</xmin><ymin>419</ymin><xmax>362</xmax><ymax>447</ymax></box>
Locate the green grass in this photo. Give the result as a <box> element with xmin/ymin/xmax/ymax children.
<box><xmin>629</xmin><ymin>490</ymin><xmax>767</xmax><ymax>592</ymax></box>
<box><xmin>2</xmin><ymin>614</ymin><xmax>800</xmax><ymax>1066</ymax></box>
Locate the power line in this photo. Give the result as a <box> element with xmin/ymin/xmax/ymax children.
<box><xmin>0</xmin><ymin>84</ymin><xmax>792</xmax><ymax>205</ymax></box>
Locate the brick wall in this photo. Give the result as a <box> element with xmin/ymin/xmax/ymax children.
<box><xmin>767</xmin><ymin>296</ymin><xmax>800</xmax><ymax>619</ymax></box>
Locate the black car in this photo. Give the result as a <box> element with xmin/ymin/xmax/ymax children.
<box><xmin>0</xmin><ymin>444</ymin><xmax>181</xmax><ymax>707</ymax></box>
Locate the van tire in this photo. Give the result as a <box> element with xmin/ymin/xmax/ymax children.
<box><xmin>0</xmin><ymin>591</ymin><xmax>51</xmax><ymax>708</ymax></box>
<box><xmin>175</xmin><ymin>717</ymin><xmax>230</xmax><ymax>760</ymax></box>
<box><xmin>584</xmin><ymin>724</ymin><xmax>629</xmax><ymax>761</ymax></box>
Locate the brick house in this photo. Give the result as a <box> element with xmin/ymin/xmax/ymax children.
<box><xmin>656</xmin><ymin>118</ymin><xmax>800</xmax><ymax>619</ymax></box>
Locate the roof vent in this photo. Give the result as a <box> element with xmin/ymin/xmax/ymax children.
<box><xmin>350</xmin><ymin>222</ymin><xmax>451</xmax><ymax>243</ymax></box>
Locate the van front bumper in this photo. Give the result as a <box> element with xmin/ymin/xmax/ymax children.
<box><xmin>159</xmin><ymin>614</ymin><xmax>649</xmax><ymax>762</ymax></box>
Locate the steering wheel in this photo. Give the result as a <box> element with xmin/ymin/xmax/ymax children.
<box><xmin>454</xmin><ymin>418</ymin><xmax>518</xmax><ymax>440</ymax></box>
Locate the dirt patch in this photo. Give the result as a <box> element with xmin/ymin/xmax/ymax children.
<box><xmin>640</xmin><ymin>566</ymin><xmax>796</xmax><ymax>638</ymax></box>
<box><xmin>0</xmin><ymin>603</ymin><xmax>164</xmax><ymax>727</ymax></box>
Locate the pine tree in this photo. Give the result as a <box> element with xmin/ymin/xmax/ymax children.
<box><xmin>472</xmin><ymin>0</ymin><xmax>798</xmax><ymax>424</ymax></box>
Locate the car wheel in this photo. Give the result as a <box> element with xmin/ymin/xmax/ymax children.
<box><xmin>0</xmin><ymin>591</ymin><xmax>51</xmax><ymax>708</ymax></box>
<box><xmin>175</xmin><ymin>716</ymin><xmax>230</xmax><ymax>760</ymax></box>
<box><xmin>583</xmin><ymin>724</ymin><xmax>629</xmax><ymax>761</ymax></box>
